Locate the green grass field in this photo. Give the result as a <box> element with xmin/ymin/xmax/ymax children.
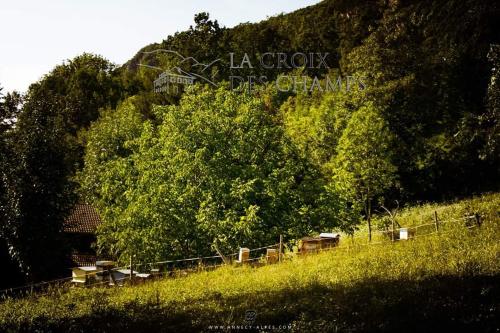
<box><xmin>0</xmin><ymin>193</ymin><xmax>499</xmax><ymax>332</ymax></box>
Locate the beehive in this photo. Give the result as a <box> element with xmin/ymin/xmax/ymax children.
<box><xmin>238</xmin><ymin>248</ymin><xmax>250</xmax><ymax>263</ymax></box>
<box><xmin>299</xmin><ymin>233</ymin><xmax>340</xmax><ymax>254</ymax></box>
<box><xmin>71</xmin><ymin>266</ymin><xmax>98</xmax><ymax>285</ymax></box>
<box><xmin>266</xmin><ymin>248</ymin><xmax>278</xmax><ymax>264</ymax></box>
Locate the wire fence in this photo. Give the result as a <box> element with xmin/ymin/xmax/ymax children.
<box><xmin>0</xmin><ymin>243</ymin><xmax>281</xmax><ymax>299</ymax></box>
<box><xmin>0</xmin><ymin>213</ymin><xmax>485</xmax><ymax>299</ymax></box>
<box><xmin>284</xmin><ymin>215</ymin><xmax>484</xmax><ymax>261</ymax></box>
<box><xmin>371</xmin><ymin>214</ymin><xmax>481</xmax><ymax>239</ymax></box>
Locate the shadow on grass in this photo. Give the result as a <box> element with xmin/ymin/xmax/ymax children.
<box><xmin>7</xmin><ymin>274</ymin><xmax>500</xmax><ymax>333</ymax></box>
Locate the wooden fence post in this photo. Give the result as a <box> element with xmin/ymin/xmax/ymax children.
<box><xmin>434</xmin><ymin>211</ymin><xmax>439</xmax><ymax>232</ymax></box>
<box><xmin>279</xmin><ymin>235</ymin><xmax>283</xmax><ymax>263</ymax></box>
<box><xmin>391</xmin><ymin>219</ymin><xmax>395</xmax><ymax>242</ymax></box>
<box><xmin>198</xmin><ymin>258</ymin><xmax>203</xmax><ymax>272</ymax></box>
<box><xmin>213</xmin><ymin>243</ymin><xmax>228</xmax><ymax>265</ymax></box>
<box><xmin>129</xmin><ymin>255</ymin><xmax>133</xmax><ymax>284</ymax></box>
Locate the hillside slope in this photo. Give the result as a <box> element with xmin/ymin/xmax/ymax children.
<box><xmin>0</xmin><ymin>193</ymin><xmax>498</xmax><ymax>332</ymax></box>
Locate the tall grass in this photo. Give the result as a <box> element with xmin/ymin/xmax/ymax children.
<box><xmin>361</xmin><ymin>192</ymin><xmax>500</xmax><ymax>242</ymax></box>
<box><xmin>383</xmin><ymin>192</ymin><xmax>498</xmax><ymax>226</ymax></box>
<box><xmin>0</xmin><ymin>193</ymin><xmax>498</xmax><ymax>332</ymax></box>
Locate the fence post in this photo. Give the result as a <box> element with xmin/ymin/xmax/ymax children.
<box><xmin>475</xmin><ymin>213</ymin><xmax>482</xmax><ymax>227</ymax></box>
<box><xmin>213</xmin><ymin>243</ymin><xmax>228</xmax><ymax>265</ymax></box>
<box><xmin>198</xmin><ymin>258</ymin><xmax>203</xmax><ymax>272</ymax></box>
<box><xmin>391</xmin><ymin>219</ymin><xmax>395</xmax><ymax>242</ymax></box>
<box><xmin>434</xmin><ymin>211</ymin><xmax>439</xmax><ymax>232</ymax></box>
<box><xmin>279</xmin><ymin>235</ymin><xmax>283</xmax><ymax>263</ymax></box>
<box><xmin>129</xmin><ymin>255</ymin><xmax>133</xmax><ymax>284</ymax></box>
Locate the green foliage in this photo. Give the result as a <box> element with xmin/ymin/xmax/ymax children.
<box><xmin>76</xmin><ymin>0</ymin><xmax>499</xmax><ymax>262</ymax></box>
<box><xmin>280</xmin><ymin>79</ymin><xmax>368</xmax><ymax>176</ymax></box>
<box><xmin>80</xmin><ymin>86</ymin><xmax>341</xmax><ymax>264</ymax></box>
<box><xmin>332</xmin><ymin>103</ymin><xmax>397</xmax><ymax>201</ymax></box>
<box><xmin>77</xmin><ymin>97</ymin><xmax>145</xmax><ymax>205</ymax></box>
<box><xmin>125</xmin><ymin>6</ymin><xmax>339</xmax><ymax>92</ymax></box>
<box><xmin>2</xmin><ymin>0</ymin><xmax>499</xmax><ymax>288</ymax></box>
<box><xmin>0</xmin><ymin>194</ymin><xmax>498</xmax><ymax>332</ymax></box>
<box><xmin>0</xmin><ymin>86</ymin><xmax>26</xmax><ymax>288</ymax></box>
<box><xmin>0</xmin><ymin>54</ymin><xmax>121</xmax><ymax>283</ymax></box>
<box><xmin>342</xmin><ymin>0</ymin><xmax>500</xmax><ymax>199</ymax></box>
<box><xmin>77</xmin><ymin>97</ymin><xmax>147</xmax><ymax>261</ymax></box>
<box><xmin>113</xmin><ymin>0</ymin><xmax>499</xmax><ymax>203</ymax></box>
<box><xmin>0</xmin><ymin>89</ymin><xmax>22</xmax><ymax>134</ymax></box>
<box><xmin>331</xmin><ymin>103</ymin><xmax>398</xmax><ymax>239</ymax></box>
<box><xmin>0</xmin><ymin>90</ymin><xmax>75</xmax><ymax>281</ymax></box>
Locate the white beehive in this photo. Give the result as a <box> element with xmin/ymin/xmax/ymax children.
<box><xmin>400</xmin><ymin>228</ymin><xmax>408</xmax><ymax>240</ymax></box>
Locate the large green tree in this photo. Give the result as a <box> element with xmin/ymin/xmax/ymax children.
<box><xmin>0</xmin><ymin>90</ymin><xmax>75</xmax><ymax>281</ymax></box>
<box><xmin>332</xmin><ymin>103</ymin><xmax>398</xmax><ymax>241</ymax></box>
<box><xmin>0</xmin><ymin>86</ymin><xmax>26</xmax><ymax>287</ymax></box>
<box><xmin>80</xmin><ymin>86</ymin><xmax>341</xmax><ymax>264</ymax></box>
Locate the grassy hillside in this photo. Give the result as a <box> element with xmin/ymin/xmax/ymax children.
<box><xmin>365</xmin><ymin>192</ymin><xmax>500</xmax><ymax>242</ymax></box>
<box><xmin>0</xmin><ymin>193</ymin><xmax>498</xmax><ymax>332</ymax></box>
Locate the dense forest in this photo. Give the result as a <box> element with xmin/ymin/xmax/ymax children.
<box><xmin>0</xmin><ymin>0</ymin><xmax>499</xmax><ymax>287</ymax></box>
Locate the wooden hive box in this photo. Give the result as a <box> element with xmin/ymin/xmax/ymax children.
<box><xmin>299</xmin><ymin>233</ymin><xmax>340</xmax><ymax>254</ymax></box>
<box><xmin>266</xmin><ymin>248</ymin><xmax>278</xmax><ymax>264</ymax></box>
<box><xmin>237</xmin><ymin>248</ymin><xmax>250</xmax><ymax>263</ymax></box>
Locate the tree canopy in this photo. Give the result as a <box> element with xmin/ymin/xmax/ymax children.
<box><xmin>80</xmin><ymin>87</ymin><xmax>342</xmax><ymax>263</ymax></box>
<box><xmin>1</xmin><ymin>0</ymin><xmax>499</xmax><ymax>286</ymax></box>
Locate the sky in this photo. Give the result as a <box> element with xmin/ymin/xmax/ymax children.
<box><xmin>0</xmin><ymin>0</ymin><xmax>322</xmax><ymax>94</ymax></box>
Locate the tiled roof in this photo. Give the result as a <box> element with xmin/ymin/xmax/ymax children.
<box><xmin>63</xmin><ymin>204</ymin><xmax>101</xmax><ymax>234</ymax></box>
<box><xmin>70</xmin><ymin>254</ymin><xmax>97</xmax><ymax>267</ymax></box>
